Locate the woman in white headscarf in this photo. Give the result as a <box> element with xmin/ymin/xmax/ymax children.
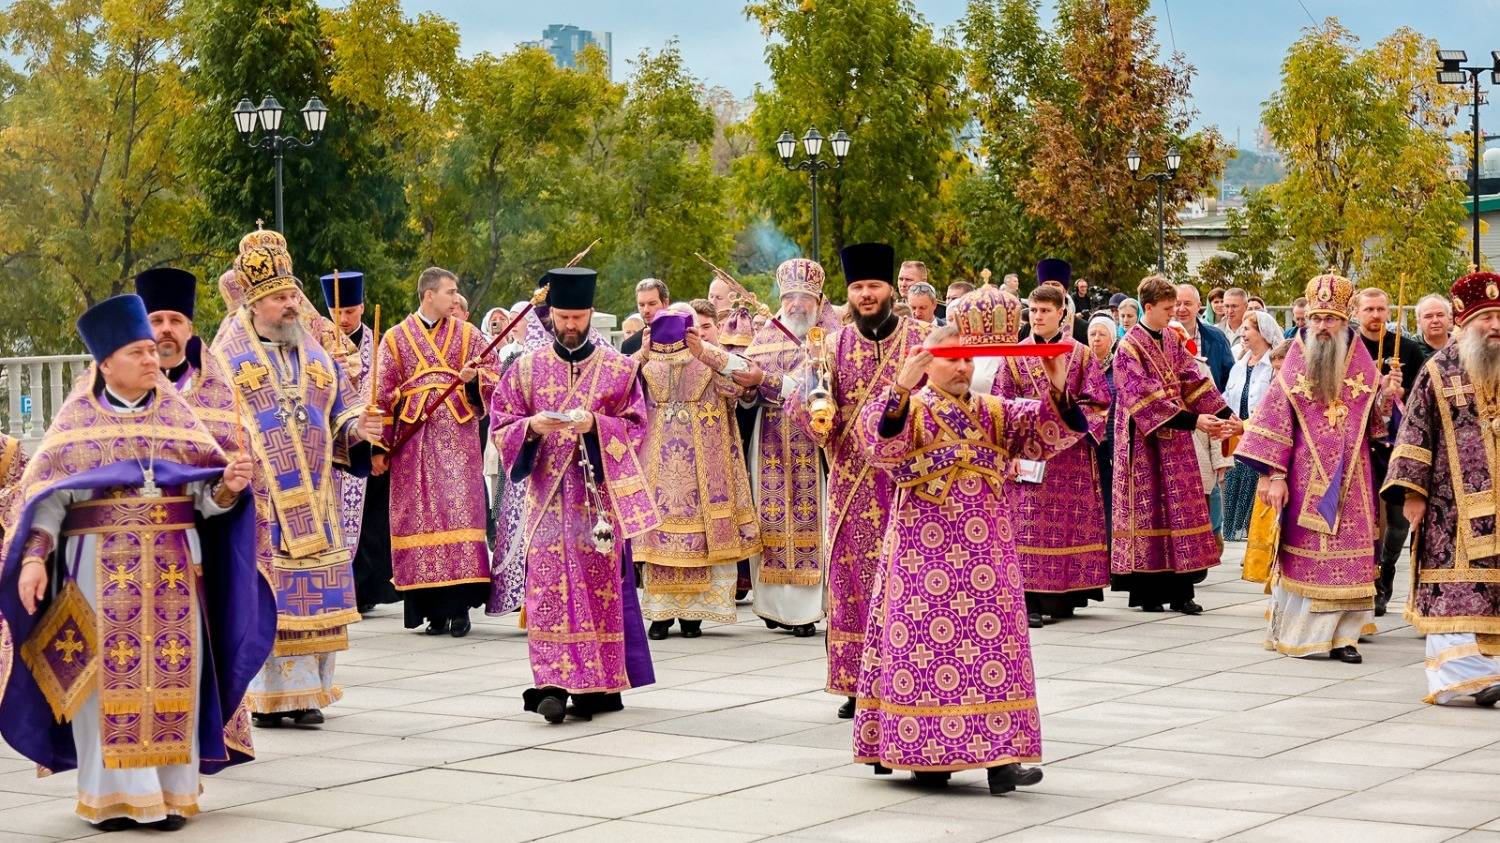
<box><xmin>1220</xmin><ymin>309</ymin><xmax>1281</xmax><ymax>541</ymax></box>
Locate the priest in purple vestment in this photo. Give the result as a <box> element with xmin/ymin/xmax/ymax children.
<box><xmin>787</xmin><ymin>242</ymin><xmax>931</xmax><ymax>719</ymax></box>
<box><xmin>1235</xmin><ymin>272</ymin><xmax>1392</xmax><ymax>663</ymax></box>
<box><xmin>1111</xmin><ymin>275</ymin><xmax>1234</xmax><ymax>614</ymax></box>
<box><xmin>992</xmin><ymin>278</ymin><xmax>1112</xmax><ymax>627</ymax></box>
<box><xmin>491</xmin><ymin>267</ymin><xmax>658</xmax><ymax>724</ymax></box>
<box><xmin>1</xmin><ymin>295</ymin><xmax>275</xmax><ymax>831</ymax></box>
<box><xmin>1384</xmin><ymin>270</ymin><xmax>1500</xmax><ymax>705</ymax></box>
<box><xmin>854</xmin><ymin>286</ymin><xmax>1085</xmax><ymax>795</ymax></box>
<box><xmin>135</xmin><ymin>268</ymin><xmax>241</xmax><ymax>452</ymax></box>
<box><xmin>373</xmin><ymin>267</ymin><xmax>498</xmax><ymax>637</ymax></box>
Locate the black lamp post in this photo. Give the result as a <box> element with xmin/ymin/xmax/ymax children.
<box><xmin>232</xmin><ymin>95</ymin><xmax>329</xmax><ymax>233</ymax></box>
<box><xmin>776</xmin><ymin>127</ymin><xmax>851</xmax><ymax>261</ymax></box>
<box><xmin>1437</xmin><ymin>49</ymin><xmax>1500</xmax><ymax>267</ymax></box>
<box><xmin>1127</xmin><ymin>146</ymin><xmax>1181</xmax><ymax>273</ymax></box>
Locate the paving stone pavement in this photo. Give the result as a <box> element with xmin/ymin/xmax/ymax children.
<box><xmin>5</xmin><ymin>543</ymin><xmax>1500</xmax><ymax>842</ymax></box>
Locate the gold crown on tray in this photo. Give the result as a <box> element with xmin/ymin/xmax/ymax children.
<box><xmin>950</xmin><ymin>271</ymin><xmax>1023</xmax><ymax>346</ymax></box>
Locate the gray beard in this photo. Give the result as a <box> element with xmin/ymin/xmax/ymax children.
<box><xmin>1459</xmin><ymin>330</ymin><xmax>1500</xmax><ymax>394</ymax></box>
<box><xmin>260</xmin><ymin>318</ymin><xmax>305</xmax><ymax>346</ymax></box>
<box><xmin>781</xmin><ymin>310</ymin><xmax>816</xmax><ymax>339</ymax></box>
<box><xmin>1304</xmin><ymin>329</ymin><xmax>1348</xmax><ymax>403</ymax></box>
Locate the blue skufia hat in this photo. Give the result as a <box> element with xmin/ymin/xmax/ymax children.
<box><xmin>1036</xmin><ymin>258</ymin><xmax>1071</xmax><ymax>286</ymax></box>
<box><xmin>77</xmin><ymin>295</ymin><xmax>155</xmax><ymax>363</ymax></box>
<box><xmin>133</xmin><ymin>267</ymin><xmax>198</xmax><ymax>320</ymax></box>
<box><xmin>319</xmin><ymin>270</ymin><xmax>365</xmax><ymax>309</ymax></box>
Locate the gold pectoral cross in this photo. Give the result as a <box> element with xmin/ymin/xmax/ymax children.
<box><xmin>1323</xmin><ymin>398</ymin><xmax>1348</xmax><ymax>428</ymax></box>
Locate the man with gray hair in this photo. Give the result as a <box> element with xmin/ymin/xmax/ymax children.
<box><xmin>897</xmin><ymin>260</ymin><xmax>928</xmax><ymax>300</ymax></box>
<box><xmin>1220</xmin><ymin>287</ymin><xmax>1248</xmax><ymax>353</ymax></box>
<box><xmin>1414</xmin><ymin>293</ymin><xmax>1454</xmax><ymax>358</ymax></box>
<box><xmin>1001</xmin><ymin>273</ymin><xmax>1021</xmax><ymax>297</ymax></box>
<box><xmin>621</xmin><ymin>277</ymin><xmax>670</xmax><ymax>356</ymax></box>
<box><xmin>906</xmin><ymin>281</ymin><xmax>940</xmax><ymax>324</ymax></box>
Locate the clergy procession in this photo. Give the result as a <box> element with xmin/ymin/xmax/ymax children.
<box><xmin>7</xmin><ymin>218</ymin><xmax>1500</xmax><ymax>833</ymax></box>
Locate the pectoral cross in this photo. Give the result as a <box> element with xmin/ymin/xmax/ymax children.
<box><xmin>1323</xmin><ymin>398</ymin><xmax>1348</xmax><ymax>428</ymax></box>
<box><xmin>139</xmin><ymin>467</ymin><xmax>161</xmax><ymax>499</ymax></box>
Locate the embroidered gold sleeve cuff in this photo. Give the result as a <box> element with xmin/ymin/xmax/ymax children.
<box><xmin>1391</xmin><ymin>443</ymin><xmax>1433</xmax><ymax>465</ymax></box>
<box><xmin>211</xmin><ymin>481</ymin><xmax>240</xmax><ymax>509</ymax></box>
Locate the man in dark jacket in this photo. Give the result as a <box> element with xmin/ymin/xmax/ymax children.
<box><xmin>1173</xmin><ymin>283</ymin><xmax>1232</xmax><ymax>391</ymax></box>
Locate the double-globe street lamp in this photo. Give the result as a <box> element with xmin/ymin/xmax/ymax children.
<box><xmin>776</xmin><ymin>127</ymin><xmax>852</xmax><ymax>262</ymax></box>
<box><xmin>232</xmin><ymin>95</ymin><xmax>330</xmax><ymax>233</ymax></box>
<box><xmin>1127</xmin><ymin>146</ymin><xmax>1181</xmax><ymax>273</ymax></box>
<box><xmin>1437</xmin><ymin>49</ymin><xmax>1500</xmax><ymax>267</ymax></box>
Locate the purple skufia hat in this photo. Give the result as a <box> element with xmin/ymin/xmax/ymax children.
<box><xmin>649</xmin><ymin>311</ymin><xmax>691</xmax><ymax>353</ymax></box>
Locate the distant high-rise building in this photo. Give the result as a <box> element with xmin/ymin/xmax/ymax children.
<box><xmin>520</xmin><ymin>24</ymin><xmax>613</xmax><ymax>79</ymax></box>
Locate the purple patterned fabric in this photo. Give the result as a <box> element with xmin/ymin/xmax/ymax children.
<box><xmin>852</xmin><ymin>384</ymin><xmax>1073</xmax><ymax>771</ymax></box>
<box><xmin>334</xmin><ymin>326</ymin><xmax>373</xmax><ymax>553</ymax></box>
<box><xmin>1110</xmin><ymin>324</ymin><xmax>1226</xmax><ymax>575</ymax></box>
<box><xmin>1385</xmin><ymin>345</ymin><xmax>1500</xmax><ymax>631</ymax></box>
<box><xmin>786</xmin><ymin>317</ymin><xmax>931</xmax><ymax>695</ymax></box>
<box><xmin>1235</xmin><ymin>333</ymin><xmax>1382</xmax><ymax>599</ymax></box>
<box><xmin>993</xmin><ymin>338</ymin><xmax>1112</xmax><ymax>593</ymax></box>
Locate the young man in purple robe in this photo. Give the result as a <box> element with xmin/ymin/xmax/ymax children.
<box><xmin>372</xmin><ymin>267</ymin><xmax>498</xmax><ymax>637</ymax></box>
<box><xmin>1112</xmin><ymin>275</ymin><xmax>1236</xmax><ymax>614</ymax></box>
<box><xmin>1385</xmin><ymin>270</ymin><xmax>1500</xmax><ymax>704</ymax></box>
<box><xmin>491</xmin><ymin>267</ymin><xmax>658</xmax><ymax>723</ymax></box>
<box><xmin>787</xmin><ymin>242</ymin><xmax>931</xmax><ymax>719</ymax></box>
<box><xmin>1</xmin><ymin>295</ymin><xmax>275</xmax><ymax>831</ymax></box>
<box><xmin>993</xmin><ymin>278</ymin><xmax>1113</xmax><ymax>627</ymax></box>
<box><xmin>1236</xmin><ymin>273</ymin><xmax>1395</xmax><ymax>663</ymax></box>
<box><xmin>854</xmin><ymin>284</ymin><xmax>1086</xmax><ymax>794</ymax></box>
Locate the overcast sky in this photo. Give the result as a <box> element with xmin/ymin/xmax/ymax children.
<box><xmin>409</xmin><ymin>0</ymin><xmax>1500</xmax><ymax>150</ymax></box>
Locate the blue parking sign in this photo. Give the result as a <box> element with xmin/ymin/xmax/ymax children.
<box><xmin>19</xmin><ymin>395</ymin><xmax>31</xmax><ymax>415</ymax></box>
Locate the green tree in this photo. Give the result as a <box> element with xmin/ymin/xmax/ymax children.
<box><xmin>1259</xmin><ymin>21</ymin><xmax>1467</xmax><ymax>300</ymax></box>
<box><xmin>735</xmin><ymin>0</ymin><xmax>970</xmax><ymax>293</ymax></box>
<box><xmin>0</xmin><ymin>0</ymin><xmax>198</xmax><ymax>353</ymax></box>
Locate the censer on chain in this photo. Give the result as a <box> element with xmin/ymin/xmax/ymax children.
<box><xmin>570</xmin><ymin>408</ymin><xmax>616</xmax><ymax>554</ymax></box>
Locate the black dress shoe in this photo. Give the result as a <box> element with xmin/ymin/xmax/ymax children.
<box><xmin>294</xmin><ymin>708</ymin><xmax>325</xmax><ymax>726</ymax></box>
<box><xmin>987</xmin><ymin>763</ymin><xmax>1044</xmax><ymax>795</ymax></box>
<box><xmin>537</xmin><ymin>695</ymin><xmax>566</xmax><ymax>724</ymax></box>
<box><xmin>764</xmin><ymin>618</ymin><xmax>782</xmax><ymax>630</ymax></box>
<box><xmin>1140</xmin><ymin>604</ymin><xmax>1165</xmax><ymax>613</ymax></box>
<box><xmin>425</xmin><ymin>618</ymin><xmax>451</xmax><ymax>635</ymax></box>
<box><xmin>1171</xmin><ymin>600</ymin><xmax>1204</xmax><ymax>615</ymax></box>
<box><xmin>1374</xmin><ymin>596</ymin><xmax>1388</xmax><ymax>617</ymax></box>
<box><xmin>648</xmin><ymin>620</ymin><xmax>672</xmax><ymax>640</ymax></box>
<box><xmin>912</xmin><ymin>771</ymin><xmax>951</xmax><ymax>787</ymax></box>
<box><xmin>1329</xmin><ymin>646</ymin><xmax>1363</xmax><ymax>664</ymax></box>
<box><xmin>149</xmin><ymin>815</ymin><xmax>187</xmax><ymax>832</ymax></box>
<box><xmin>680</xmin><ymin>620</ymin><xmax>703</xmax><ymax>638</ymax></box>
<box><xmin>1052</xmin><ymin>605</ymin><xmax>1075</xmax><ymax>619</ymax></box>
<box><xmin>735</xmin><ymin>587</ymin><xmax>749</xmax><ymax>601</ymax></box>
<box><xmin>358</xmin><ymin>603</ymin><xmax>375</xmax><ymax>615</ymax></box>
<box><xmin>791</xmin><ymin>623</ymin><xmax>817</xmax><ymax>638</ymax></box>
<box><xmin>837</xmin><ymin>697</ymin><xmax>856</xmax><ymax>719</ymax></box>
<box><xmin>93</xmin><ymin>818</ymin><xmax>138</xmax><ymax>832</ymax></box>
<box><xmin>871</xmin><ymin>763</ymin><xmax>892</xmax><ymax>775</ymax></box>
<box><xmin>1475</xmin><ymin>684</ymin><xmax>1500</xmax><ymax>707</ymax></box>
<box><xmin>1027</xmin><ymin>612</ymin><xmax>1044</xmax><ymax>629</ymax></box>
<box><xmin>449</xmin><ymin>615</ymin><xmax>472</xmax><ymax>638</ymax></box>
<box><xmin>252</xmin><ymin>712</ymin><xmax>285</xmax><ymax>728</ymax></box>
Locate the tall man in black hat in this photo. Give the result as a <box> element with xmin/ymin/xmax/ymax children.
<box><xmin>786</xmin><ymin>243</ymin><xmax>932</xmax><ymax>718</ymax></box>
<box><xmin>135</xmin><ymin>267</ymin><xmax>242</xmax><ymax>451</ymax></box>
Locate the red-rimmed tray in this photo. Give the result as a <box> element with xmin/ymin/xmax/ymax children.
<box><xmin>930</xmin><ymin>342</ymin><xmax>1072</xmax><ymax>359</ymax></box>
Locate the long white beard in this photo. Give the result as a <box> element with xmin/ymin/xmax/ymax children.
<box><xmin>1459</xmin><ymin>329</ymin><xmax>1500</xmax><ymax>395</ymax></box>
<box><xmin>780</xmin><ymin>310</ymin><xmax>816</xmax><ymax>339</ymax></box>
<box><xmin>1304</xmin><ymin>328</ymin><xmax>1348</xmax><ymax>404</ymax></box>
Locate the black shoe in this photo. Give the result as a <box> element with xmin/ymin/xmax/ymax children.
<box><xmin>449</xmin><ymin>615</ymin><xmax>472</xmax><ymax>638</ymax></box>
<box><xmin>1374</xmin><ymin>597</ymin><xmax>1388</xmax><ymax>618</ymax></box>
<box><xmin>1475</xmin><ymin>685</ymin><xmax>1500</xmax><ymax>707</ymax></box>
<box><xmin>425</xmin><ymin>618</ymin><xmax>451</xmax><ymax>635</ymax></box>
<box><xmin>764</xmin><ymin>618</ymin><xmax>782</xmax><ymax>630</ymax></box>
<box><xmin>252</xmin><ymin>712</ymin><xmax>286</xmax><ymax>728</ymax></box>
<box><xmin>1171</xmin><ymin>600</ymin><xmax>1204</xmax><ymax>615</ymax></box>
<box><xmin>735</xmin><ymin>588</ymin><xmax>749</xmax><ymax>601</ymax></box>
<box><xmin>1329</xmin><ymin>646</ymin><xmax>1363</xmax><ymax>664</ymax></box>
<box><xmin>680</xmin><ymin>620</ymin><xmax>703</xmax><ymax>638</ymax></box>
<box><xmin>1140</xmin><ymin>604</ymin><xmax>1165</xmax><ymax>613</ymax></box>
<box><xmin>1052</xmin><ymin>606</ymin><xmax>1075</xmax><ymax>619</ymax></box>
<box><xmin>912</xmin><ymin>771</ymin><xmax>951</xmax><ymax>787</ymax></box>
<box><xmin>987</xmin><ymin>763</ymin><xmax>1044</xmax><ymax>795</ymax></box>
<box><xmin>791</xmin><ymin>623</ymin><xmax>817</xmax><ymax>638</ymax></box>
<box><xmin>294</xmin><ymin>708</ymin><xmax>325</xmax><ymax>726</ymax></box>
<box><xmin>357</xmin><ymin>603</ymin><xmax>375</xmax><ymax>615</ymax></box>
<box><xmin>648</xmin><ymin>620</ymin><xmax>672</xmax><ymax>640</ymax></box>
<box><xmin>872</xmin><ymin>763</ymin><xmax>893</xmax><ymax>776</ymax></box>
<box><xmin>1027</xmin><ymin>612</ymin><xmax>1044</xmax><ymax>629</ymax></box>
<box><xmin>837</xmin><ymin>697</ymin><xmax>856</xmax><ymax>719</ymax></box>
<box><xmin>93</xmin><ymin>818</ymin><xmax>138</xmax><ymax>832</ymax></box>
<box><xmin>537</xmin><ymin>695</ymin><xmax>566</xmax><ymax>724</ymax></box>
<box><xmin>149</xmin><ymin>816</ymin><xmax>188</xmax><ymax>832</ymax></box>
